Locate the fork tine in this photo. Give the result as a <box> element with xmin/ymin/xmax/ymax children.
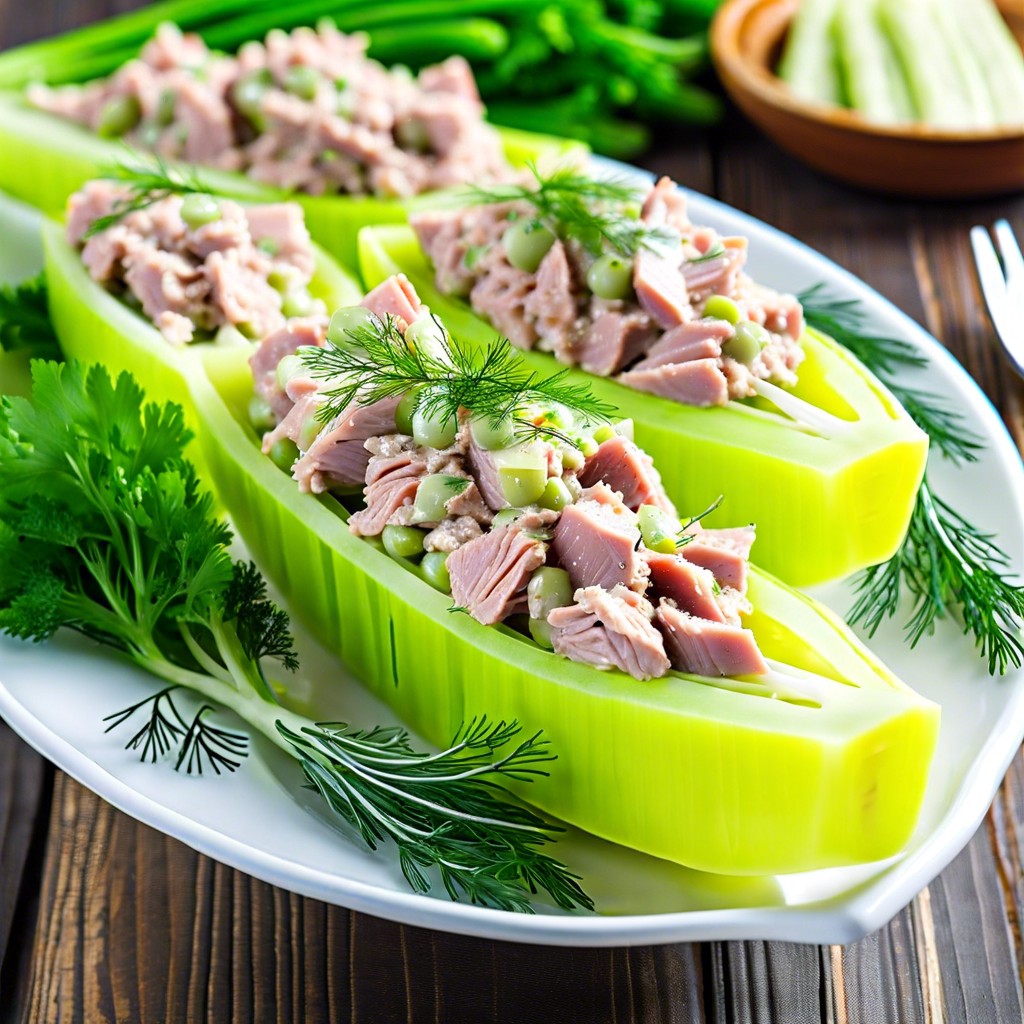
<box><xmin>971</xmin><ymin>226</ymin><xmax>1011</xmax><ymax>331</ymax></box>
<box><xmin>994</xmin><ymin>219</ymin><xmax>1024</xmax><ymax>314</ymax></box>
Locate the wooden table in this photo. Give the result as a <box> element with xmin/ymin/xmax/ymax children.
<box><xmin>1</xmin><ymin>4</ymin><xmax>1023</xmax><ymax>1021</ymax></box>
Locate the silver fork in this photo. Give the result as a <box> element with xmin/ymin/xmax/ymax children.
<box><xmin>971</xmin><ymin>219</ymin><xmax>1024</xmax><ymax>378</ymax></box>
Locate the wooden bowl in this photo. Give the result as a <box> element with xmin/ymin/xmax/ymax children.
<box><xmin>710</xmin><ymin>0</ymin><xmax>1024</xmax><ymax>199</ymax></box>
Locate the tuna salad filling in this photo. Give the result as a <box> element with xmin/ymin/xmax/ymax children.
<box><xmin>67</xmin><ymin>178</ymin><xmax>323</xmax><ymax>345</ymax></box>
<box><xmin>31</xmin><ymin>22</ymin><xmax>510</xmax><ymax>199</ymax></box>
<box><xmin>249</xmin><ymin>273</ymin><xmax>769</xmax><ymax>682</ymax></box>
<box><xmin>411</xmin><ymin>172</ymin><xmax>805</xmax><ymax>407</ymax></box>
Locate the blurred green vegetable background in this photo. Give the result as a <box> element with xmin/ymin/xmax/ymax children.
<box><xmin>0</xmin><ymin>0</ymin><xmax>728</xmax><ymax>159</ymax></box>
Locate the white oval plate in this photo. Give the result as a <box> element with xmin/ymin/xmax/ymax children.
<box><xmin>1</xmin><ymin>162</ymin><xmax>1022</xmax><ymax>947</ymax></box>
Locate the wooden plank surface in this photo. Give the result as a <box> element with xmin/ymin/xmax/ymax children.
<box><xmin>0</xmin><ymin>3</ymin><xmax>1023</xmax><ymax>1022</ymax></box>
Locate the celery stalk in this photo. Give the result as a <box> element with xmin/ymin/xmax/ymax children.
<box><xmin>777</xmin><ymin>0</ymin><xmax>845</xmax><ymax>107</ymax></box>
<box><xmin>834</xmin><ymin>0</ymin><xmax>916</xmax><ymax>125</ymax></box>
<box><xmin>930</xmin><ymin>0</ymin><xmax>998</xmax><ymax>130</ymax></box>
<box><xmin>951</xmin><ymin>0</ymin><xmax>1024</xmax><ymax>128</ymax></box>
<box><xmin>878</xmin><ymin>0</ymin><xmax>980</xmax><ymax>129</ymax></box>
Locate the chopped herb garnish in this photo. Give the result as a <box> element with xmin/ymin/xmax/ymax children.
<box><xmin>301</xmin><ymin>313</ymin><xmax>615</xmax><ymax>439</ymax></box>
<box><xmin>0</xmin><ymin>273</ymin><xmax>60</xmax><ymax>358</ymax></box>
<box><xmin>467</xmin><ymin>163</ymin><xmax>678</xmax><ymax>258</ymax></box>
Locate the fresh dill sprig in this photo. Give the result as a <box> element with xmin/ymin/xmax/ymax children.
<box><xmin>279</xmin><ymin>716</ymin><xmax>592</xmax><ymax>912</ymax></box>
<box><xmin>84</xmin><ymin>153</ymin><xmax>210</xmax><ymax>238</ymax></box>
<box><xmin>676</xmin><ymin>495</ymin><xmax>724</xmax><ymax>548</ymax></box>
<box><xmin>302</xmin><ymin>313</ymin><xmax>616</xmax><ymax>435</ymax></box>
<box><xmin>0</xmin><ymin>360</ymin><xmax>592</xmax><ymax>912</ymax></box>
<box><xmin>467</xmin><ymin>163</ymin><xmax>678</xmax><ymax>258</ymax></box>
<box><xmin>0</xmin><ymin>273</ymin><xmax>60</xmax><ymax>358</ymax></box>
<box><xmin>800</xmin><ymin>284</ymin><xmax>1024</xmax><ymax>673</ymax></box>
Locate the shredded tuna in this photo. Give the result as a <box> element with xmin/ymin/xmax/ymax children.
<box><xmin>412</xmin><ymin>175</ymin><xmax>806</xmax><ymax>407</ymax></box>
<box><xmin>576</xmin><ymin>436</ymin><xmax>676</xmax><ymax>515</ymax></box>
<box><xmin>32</xmin><ymin>22</ymin><xmax>510</xmax><ymax>199</ymax></box>
<box><xmin>250</xmin><ymin>317</ymin><xmax>327</xmax><ymax>421</ymax></box>
<box><xmin>548</xmin><ymin>586</ymin><xmax>670</xmax><ymax>680</ymax></box>
<box><xmin>67</xmin><ymin>180</ymin><xmax>319</xmax><ymax>345</ymax></box>
<box><xmin>551</xmin><ymin>498</ymin><xmax>649</xmax><ymax>593</ymax></box>
<box><xmin>348</xmin><ymin>443</ymin><xmax>425</xmax><ymax>536</ymax></box>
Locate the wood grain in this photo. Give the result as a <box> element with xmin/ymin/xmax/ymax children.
<box><xmin>1</xmin><ymin>2</ymin><xmax>1023</xmax><ymax>1022</ymax></box>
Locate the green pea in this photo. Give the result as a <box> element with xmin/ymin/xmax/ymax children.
<box><xmin>395</xmin><ymin>388</ymin><xmax>420</xmax><ymax>436</ymax></box>
<box><xmin>267</xmin><ymin>267</ymin><xmax>300</xmax><ymax>293</ymax></box>
<box><xmin>638</xmin><ymin>504</ymin><xmax>681</xmax><ymax>554</ymax></box>
<box><xmin>282</xmin><ymin>289</ymin><xmax>314</xmax><ymax>318</ymax></box>
<box><xmin>527</xmin><ymin>567</ymin><xmax>573</xmax><ymax>622</ymax></box>
<box><xmin>529</xmin><ymin>617</ymin><xmax>554</xmax><ymax>649</ymax></box>
<box><xmin>723</xmin><ymin>320</ymin><xmax>770</xmax><ymax>365</ymax></box>
<box><xmin>395</xmin><ymin>117</ymin><xmax>430</xmax><ymax>153</ymax></box>
<box><xmin>592</xmin><ymin>424</ymin><xmax>617</xmax><ymax>444</ymax></box>
<box><xmin>232</xmin><ymin>70</ymin><xmax>271</xmax><ymax>129</ymax></box>
<box><xmin>414</xmin><ymin>474</ymin><xmax>469</xmax><ymax>523</ymax></box>
<box><xmin>538</xmin><ymin>476</ymin><xmax>573</xmax><ymax>512</ymax></box>
<box><xmin>248</xmin><ymin>394</ymin><xmax>276</xmax><ymax>434</ymax></box>
<box><xmin>494</xmin><ymin>446</ymin><xmax>547</xmax><ymax>507</ymax></box>
<box><xmin>362</xmin><ymin>534</ymin><xmax>386</xmax><ymax>553</ymax></box>
<box><xmin>327</xmin><ymin>305</ymin><xmax>374</xmax><ymax>346</ymax></box>
<box><xmin>469</xmin><ymin>414</ymin><xmax>514</xmax><ymax>451</ymax></box>
<box><xmin>284</xmin><ymin>64</ymin><xmax>321</xmax><ymax>100</ymax></box>
<box><xmin>97</xmin><ymin>95</ymin><xmax>141</xmax><ymax>138</ymax></box>
<box><xmin>412</xmin><ymin>406</ymin><xmax>458</xmax><ymax>450</ymax></box>
<box><xmin>586</xmin><ymin>253</ymin><xmax>634</xmax><ymax>300</ymax></box>
<box><xmin>155</xmin><ymin>89</ymin><xmax>176</xmax><ymax>127</ymax></box>
<box><xmin>275</xmin><ymin>353</ymin><xmax>304</xmax><ymax>390</ymax></box>
<box><xmin>180</xmin><ymin>193</ymin><xmax>221</xmax><ymax>229</ymax></box>
<box><xmin>703</xmin><ymin>294</ymin><xmax>741</xmax><ymax>325</ymax></box>
<box><xmin>421</xmin><ymin>551</ymin><xmax>451</xmax><ymax>593</ymax></box>
<box><xmin>404</xmin><ymin>316</ymin><xmax>447</xmax><ymax>359</ymax></box>
<box><xmin>382</xmin><ymin>525</ymin><xmax>425</xmax><ymax>561</ymax></box>
<box><xmin>268</xmin><ymin>437</ymin><xmax>299</xmax><ymax>472</ymax></box>
<box><xmin>502</xmin><ymin>220</ymin><xmax>555</xmax><ymax>273</ymax></box>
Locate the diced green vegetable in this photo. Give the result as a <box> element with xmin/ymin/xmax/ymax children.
<box><xmin>327</xmin><ymin>304</ymin><xmax>374</xmax><ymax>346</ymax></box>
<box><xmin>281</xmin><ymin>289</ymin><xmax>314</xmax><ymax>318</ymax></box>
<box><xmin>586</xmin><ymin>253</ymin><xmax>634</xmax><ymax>300</ymax></box>
<box><xmin>413</xmin><ymin>473</ymin><xmax>469</xmax><ymax>523</ymax></box>
<box><xmin>723</xmin><ymin>320</ymin><xmax>769</xmax><ymax>365</ymax></box>
<box><xmin>502</xmin><ymin>219</ymin><xmax>556</xmax><ymax>273</ymax></box>
<box><xmin>469</xmin><ymin>413</ymin><xmax>514</xmax><ymax>451</ymax></box>
<box><xmin>412</xmin><ymin>404</ymin><xmax>458</xmax><ymax>450</ymax></box>
<box><xmin>420</xmin><ymin>550</ymin><xmax>451</xmax><ymax>593</ymax></box>
<box><xmin>97</xmin><ymin>95</ymin><xmax>140</xmax><ymax>138</ymax></box>
<box><xmin>537</xmin><ymin>476</ymin><xmax>573</xmax><ymax>512</ymax></box>
<box><xmin>493</xmin><ymin>445</ymin><xmax>547</xmax><ymax>506</ymax></box>
<box><xmin>527</xmin><ymin>567</ymin><xmax>574</xmax><ymax>622</ymax></box>
<box><xmin>248</xmin><ymin>393</ymin><xmax>276</xmax><ymax>434</ymax></box>
<box><xmin>284</xmin><ymin>64</ymin><xmax>321</xmax><ymax>100</ymax></box>
<box><xmin>638</xmin><ymin>504</ymin><xmax>680</xmax><ymax>553</ymax></box>
<box><xmin>267</xmin><ymin>437</ymin><xmax>299</xmax><ymax>472</ymax></box>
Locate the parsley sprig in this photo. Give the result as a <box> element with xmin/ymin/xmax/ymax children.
<box><xmin>800</xmin><ymin>285</ymin><xmax>1024</xmax><ymax>674</ymax></box>
<box><xmin>84</xmin><ymin>153</ymin><xmax>210</xmax><ymax>238</ymax></box>
<box><xmin>0</xmin><ymin>273</ymin><xmax>60</xmax><ymax>358</ymax></box>
<box><xmin>302</xmin><ymin>313</ymin><xmax>615</xmax><ymax>435</ymax></box>
<box><xmin>467</xmin><ymin>163</ymin><xmax>679</xmax><ymax>258</ymax></box>
<box><xmin>0</xmin><ymin>360</ymin><xmax>591</xmax><ymax>913</ymax></box>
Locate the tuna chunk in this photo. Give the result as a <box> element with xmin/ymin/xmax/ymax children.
<box><xmin>360</xmin><ymin>274</ymin><xmax>422</xmax><ymax>328</ymax></box>
<box><xmin>523</xmin><ymin>240</ymin><xmax>577</xmax><ymax>349</ymax></box>
<box><xmin>633</xmin><ymin>248</ymin><xmax>688</xmax><ymax>330</ymax></box>
<box><xmin>348</xmin><ymin>443</ymin><xmax>425</xmax><ymax>536</ymax></box>
<box><xmin>250</xmin><ymin>317</ymin><xmax>327</xmax><ymax>421</ymax></box>
<box><xmin>640</xmin><ymin>176</ymin><xmax>690</xmax><ymax>235</ymax></box>
<box><xmin>419</xmin><ymin>55</ymin><xmax>481</xmax><ymax>101</ymax></box>
<box><xmin>294</xmin><ymin>396</ymin><xmax>401</xmax><ymax>494</ymax></box>
<box><xmin>446</xmin><ymin>525</ymin><xmax>547</xmax><ymax>624</ymax></box>
<box><xmin>470</xmin><ymin>258</ymin><xmax>537</xmax><ymax>349</ymax></box>
<box><xmin>576</xmin><ymin>310</ymin><xmax>657</xmax><ymax>376</ymax></box>
<box><xmin>645</xmin><ymin>552</ymin><xmax>725</xmax><ymax>622</ymax></box>
<box><xmin>576</xmin><ymin>435</ymin><xmax>676</xmax><ymax>515</ymax></box>
<box><xmin>628</xmin><ymin>319</ymin><xmax>731</xmax><ymax>373</ymax></box>
<box><xmin>655</xmin><ymin>600</ymin><xmax>767</xmax><ymax>677</ymax></box>
<box><xmin>619</xmin><ymin>359</ymin><xmax>729</xmax><ymax>407</ymax></box>
<box><xmin>551</xmin><ymin>499</ymin><xmax>648</xmax><ymax>593</ymax></box>
<box><xmin>466</xmin><ymin>433</ymin><xmax>507</xmax><ymax>511</ymax></box>
<box><xmin>681</xmin><ymin>527</ymin><xmax>755</xmax><ymax>592</ymax></box>
<box><xmin>547</xmin><ymin>586</ymin><xmax>669</xmax><ymax>681</ymax></box>
<box><xmin>682</xmin><ymin>247</ymin><xmax>744</xmax><ymax>298</ymax></box>
<box><xmin>244</xmin><ymin>203</ymin><xmax>315</xmax><ymax>277</ymax></box>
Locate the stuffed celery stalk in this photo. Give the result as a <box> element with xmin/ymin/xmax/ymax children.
<box><xmin>358</xmin><ymin>170</ymin><xmax>929</xmax><ymax>586</ymax></box>
<box><xmin>181</xmin><ymin>272</ymin><xmax>938</xmax><ymax>875</ymax></box>
<box><xmin>0</xmin><ymin>22</ymin><xmax>583</xmax><ymax>268</ymax></box>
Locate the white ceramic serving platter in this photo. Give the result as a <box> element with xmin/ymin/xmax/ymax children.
<box><xmin>0</xmin><ymin>164</ymin><xmax>1022</xmax><ymax>947</ymax></box>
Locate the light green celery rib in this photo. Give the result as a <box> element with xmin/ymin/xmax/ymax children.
<box><xmin>931</xmin><ymin>0</ymin><xmax>998</xmax><ymax>130</ymax></box>
<box><xmin>777</xmin><ymin>0</ymin><xmax>845</xmax><ymax>106</ymax></box>
<box><xmin>834</xmin><ymin>0</ymin><xmax>916</xmax><ymax>125</ymax></box>
<box><xmin>952</xmin><ymin>0</ymin><xmax>1024</xmax><ymax>127</ymax></box>
<box><xmin>879</xmin><ymin>0</ymin><xmax>980</xmax><ymax>129</ymax></box>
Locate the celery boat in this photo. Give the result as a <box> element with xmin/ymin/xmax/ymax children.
<box><xmin>0</xmin><ymin>90</ymin><xmax>583</xmax><ymax>270</ymax></box>
<box><xmin>41</xmin><ymin>217</ymin><xmax>361</xmax><ymax>457</ymax></box>
<box><xmin>358</xmin><ymin>224</ymin><xmax>929</xmax><ymax>587</ymax></box>
<box><xmin>183</xmin><ymin>346</ymin><xmax>938</xmax><ymax>875</ymax></box>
